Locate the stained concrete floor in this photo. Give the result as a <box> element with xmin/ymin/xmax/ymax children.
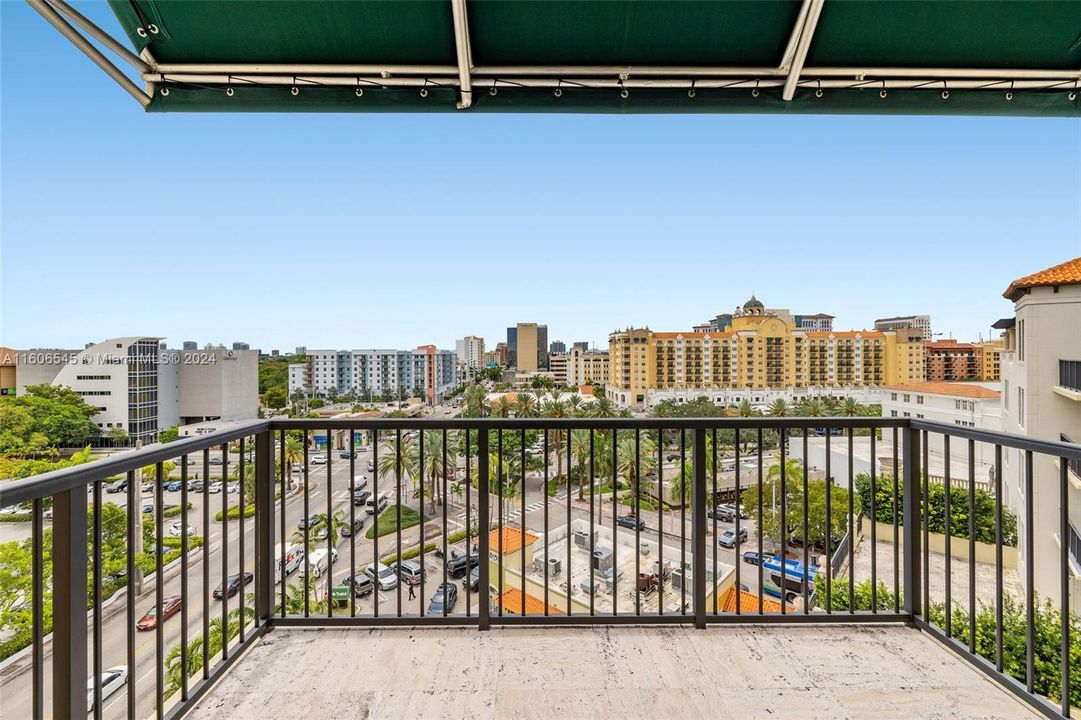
<box><xmin>186</xmin><ymin>625</ymin><xmax>1041</xmax><ymax>719</ymax></box>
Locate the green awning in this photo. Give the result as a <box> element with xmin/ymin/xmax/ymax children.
<box><xmin>36</xmin><ymin>1</ymin><xmax>1081</xmax><ymax>115</ymax></box>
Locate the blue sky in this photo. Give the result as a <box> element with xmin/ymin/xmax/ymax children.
<box><xmin>2</xmin><ymin>2</ymin><xmax>1079</xmax><ymax>354</ymax></box>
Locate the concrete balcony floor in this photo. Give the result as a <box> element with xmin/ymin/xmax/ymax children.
<box><xmin>189</xmin><ymin>624</ymin><xmax>1040</xmax><ymax>719</ymax></box>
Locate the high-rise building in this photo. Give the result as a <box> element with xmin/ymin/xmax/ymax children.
<box><xmin>572</xmin><ymin>341</ymin><xmax>590</xmax><ymax>353</ymax></box>
<box><xmin>550</xmin><ymin>340</ymin><xmax>566</xmax><ymax>355</ymax></box>
<box><xmin>550</xmin><ymin>347</ymin><xmax>610</xmax><ymax>387</ymax></box>
<box><xmin>997</xmin><ymin>256</ymin><xmax>1081</xmax><ymax>609</ymax></box>
<box><xmin>924</xmin><ymin>339</ymin><xmax>1003</xmax><ymax>382</ymax></box>
<box><xmin>495</xmin><ymin>342</ymin><xmax>509</xmax><ymax>366</ymax></box>
<box><xmin>182</xmin><ymin>340</ymin><xmax>198</xmax><ymax>351</ymax></box>
<box><xmin>511</xmin><ymin>323</ymin><xmax>548</xmax><ymax>372</ymax></box>
<box><xmin>232</xmin><ymin>341</ymin><xmax>250</xmax><ymax>351</ymax></box>
<box><xmin>874</xmin><ymin>314</ymin><xmax>932</xmax><ymax>341</ymax></box>
<box><xmin>455</xmin><ymin>335</ymin><xmax>486</xmax><ymax>369</ymax></box>
<box><xmin>795</xmin><ymin>313</ymin><xmax>835</xmax><ymax>332</ymax></box>
<box><xmin>608</xmin><ymin>296</ymin><xmax>925</xmax><ymax>407</ymax></box>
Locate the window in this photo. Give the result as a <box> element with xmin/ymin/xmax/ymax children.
<box><xmin>890</xmin><ymin>410</ymin><xmax>898</xmax><ymax>417</ymax></box>
<box><xmin>916</xmin><ymin>395</ymin><xmax>924</xmax><ymax>405</ymax></box>
<box><xmin>1018</xmin><ymin>387</ymin><xmax>1025</xmax><ymax>427</ymax></box>
<box><xmin>903</xmin><ymin>394</ymin><xmax>910</xmax><ymax>403</ymax></box>
<box><xmin>890</xmin><ymin>393</ymin><xmax>897</xmax><ymax>401</ymax></box>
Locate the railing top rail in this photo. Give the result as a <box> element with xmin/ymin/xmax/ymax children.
<box><xmin>269</xmin><ymin>416</ymin><xmax>910</xmax><ymax>431</ymax></box>
<box><xmin>911</xmin><ymin>418</ymin><xmax>1081</xmax><ymax>461</ymax></box>
<box><xmin>0</xmin><ymin>419</ymin><xmax>269</xmax><ymax>506</ymax></box>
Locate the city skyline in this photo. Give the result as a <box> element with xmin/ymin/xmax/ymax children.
<box><xmin>2</xmin><ymin>2</ymin><xmax>1080</xmax><ymax>353</ymax></box>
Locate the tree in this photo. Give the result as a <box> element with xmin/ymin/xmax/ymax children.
<box><xmin>462</xmin><ymin>385</ymin><xmax>490</xmax><ymax>418</ymax></box>
<box><xmin>159</xmin><ymin>426</ymin><xmax>179</xmax><ymax>443</ymax></box>
<box><xmin>841</xmin><ymin>397</ymin><xmax>860</xmax><ymax>416</ymax></box>
<box><xmin>492</xmin><ymin>396</ymin><xmax>514</xmax><ymax>418</ymax></box>
<box><xmin>615</xmin><ymin>430</ymin><xmax>658</xmax><ymax>501</ymax></box>
<box><xmin>283</xmin><ymin>436</ymin><xmax>303</xmax><ymax>490</ymax></box>
<box><xmin>106</xmin><ymin>426</ymin><xmax>129</xmax><ymax>448</ymax></box>
<box><xmin>741</xmin><ymin>459</ymin><xmax>850</xmax><ymax>549</ymax></box>
<box><xmin>0</xmin><ymin>384</ymin><xmax>100</xmax><ymax>454</ymax></box>
<box><xmin>768</xmin><ymin>399</ymin><xmax>790</xmax><ymax>417</ymax></box>
<box><xmin>264</xmin><ymin>387</ymin><xmax>288</xmax><ymax>409</ymax></box>
<box><xmin>292</xmin><ymin>509</ymin><xmax>346</xmax><ymax>551</ymax></box>
<box><xmin>514</xmin><ymin>392</ymin><xmax>538</xmax><ymax>418</ymax></box>
<box><xmin>735</xmin><ymin>400</ymin><xmax>755</xmax><ymax>417</ymax></box>
<box><xmin>419</xmin><ymin>429</ymin><xmax>446</xmax><ymax>505</ymax></box>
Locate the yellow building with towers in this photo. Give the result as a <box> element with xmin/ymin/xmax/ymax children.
<box><xmin>608</xmin><ymin>296</ymin><xmax>925</xmax><ymax>407</ymax></box>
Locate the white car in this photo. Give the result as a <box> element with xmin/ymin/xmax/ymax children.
<box><xmin>226</xmin><ymin>482</ymin><xmax>239</xmax><ymax>494</ymax></box>
<box><xmin>311</xmin><ymin>455</ymin><xmax>327</xmax><ymax>465</ymax></box>
<box><xmin>207</xmin><ymin>482</ymin><xmax>223</xmax><ymax>494</ymax></box>
<box><xmin>169</xmin><ymin>522</ymin><xmax>195</xmax><ymax>537</ymax></box>
<box><xmin>364</xmin><ymin>561</ymin><xmax>399</xmax><ymax>591</ymax></box>
<box><xmin>87</xmin><ymin>665</ymin><xmax>128</xmax><ymax>710</ymax></box>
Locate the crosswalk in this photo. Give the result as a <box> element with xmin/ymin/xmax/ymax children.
<box><xmin>455</xmin><ymin>493</ymin><xmax>571</xmax><ymax>524</ymax></box>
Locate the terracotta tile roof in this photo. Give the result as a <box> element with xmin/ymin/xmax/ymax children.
<box><xmin>883</xmin><ymin>382</ymin><xmax>1000</xmax><ymax>399</ymax></box>
<box><xmin>720</xmin><ymin>587</ymin><xmax>785</xmax><ymax>613</ymax></box>
<box><xmin>495</xmin><ymin>588</ymin><xmax>565</xmax><ymax>616</ymax></box>
<box><xmin>1004</xmin><ymin>256</ymin><xmax>1081</xmax><ymax>300</ymax></box>
<box><xmin>488</xmin><ymin>527</ymin><xmax>540</xmax><ymax>555</ymax></box>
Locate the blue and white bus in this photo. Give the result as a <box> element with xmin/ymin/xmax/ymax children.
<box><xmin>761</xmin><ymin>555</ymin><xmax>818</xmax><ymax>606</ymax></box>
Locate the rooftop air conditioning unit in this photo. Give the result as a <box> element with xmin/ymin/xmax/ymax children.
<box><xmin>533</xmin><ymin>556</ymin><xmax>547</xmax><ymax>573</ymax></box>
<box><xmin>573</xmin><ymin>529</ymin><xmax>595</xmax><ymax>549</ymax></box>
<box><xmin>546</xmin><ymin>557</ymin><xmax>561</xmax><ymax>577</ymax></box>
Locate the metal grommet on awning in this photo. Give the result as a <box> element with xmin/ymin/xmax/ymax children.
<box><xmin>941</xmin><ymin>82</ymin><xmax>949</xmax><ymax>100</ymax></box>
<box><xmin>136</xmin><ymin>26</ymin><xmax>147</xmax><ymax>38</ymax></box>
<box><xmin>160</xmin><ymin>86</ymin><xmax>169</xmax><ymax>96</ymax></box>
<box><xmin>355</xmin><ymin>87</ymin><xmax>364</xmax><ymax>98</ymax></box>
<box><xmin>752</xmin><ymin>80</ymin><xmax>760</xmax><ymax>98</ymax></box>
<box><xmin>879</xmin><ymin>81</ymin><xmax>887</xmax><ymax>99</ymax></box>
<box><xmin>554</xmin><ymin>80</ymin><xmax>562</xmax><ymax>98</ymax></box>
<box><xmin>1005</xmin><ymin>82</ymin><xmax>1013</xmax><ymax>101</ymax></box>
<box><xmin>489</xmin><ymin>79</ymin><xmax>498</xmax><ymax>96</ymax></box>
<box><xmin>147</xmin><ymin>24</ymin><xmax>159</xmax><ymax>34</ymax></box>
<box><xmin>687</xmin><ymin>80</ymin><xmax>696</xmax><ymax>98</ymax></box>
<box><xmin>419</xmin><ymin>88</ymin><xmax>428</xmax><ymax>98</ymax></box>
<box><xmin>291</xmin><ymin>86</ymin><xmax>299</xmax><ymax>96</ymax></box>
<box><xmin>226</xmin><ymin>87</ymin><xmax>234</xmax><ymax>97</ymax></box>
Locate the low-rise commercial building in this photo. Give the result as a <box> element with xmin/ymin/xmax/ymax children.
<box><xmin>924</xmin><ymin>338</ymin><xmax>1003</xmax><ymax>382</ymax></box>
<box><xmin>882</xmin><ymin>381</ymin><xmax>1001</xmax><ymax>471</ymax></box>
<box><xmin>549</xmin><ymin>347</ymin><xmax>610</xmax><ymax>387</ymax></box>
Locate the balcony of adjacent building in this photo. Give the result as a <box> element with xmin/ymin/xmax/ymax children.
<box><xmin>2</xmin><ymin>416</ymin><xmax>1079</xmax><ymax>720</ymax></box>
<box><xmin>1055</xmin><ymin>360</ymin><xmax>1081</xmax><ymax>402</ymax></box>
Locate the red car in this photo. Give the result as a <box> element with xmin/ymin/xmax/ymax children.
<box><xmin>136</xmin><ymin>595</ymin><xmax>182</xmax><ymax>631</ymax></box>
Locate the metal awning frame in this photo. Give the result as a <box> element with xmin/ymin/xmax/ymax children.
<box><xmin>29</xmin><ymin>0</ymin><xmax>1081</xmax><ymax>110</ymax></box>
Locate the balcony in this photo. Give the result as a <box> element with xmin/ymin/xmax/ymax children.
<box><xmin>1055</xmin><ymin>360</ymin><xmax>1081</xmax><ymax>401</ymax></box>
<box><xmin>2</xmin><ymin>417</ymin><xmax>1079</xmax><ymax>720</ymax></box>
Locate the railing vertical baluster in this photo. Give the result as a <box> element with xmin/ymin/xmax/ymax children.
<box><xmin>802</xmin><ymin>429</ymin><xmax>809</xmax><ymax>614</ymax></box>
<box><xmin>967</xmin><ymin>438</ymin><xmax>976</xmax><ymax>654</ymax></box>
<box><xmin>255</xmin><ymin>431</ymin><xmax>274</xmax><ymax>627</ymax></box>
<box><xmin>634</xmin><ymin>428</ymin><xmax>641</xmax><ymax>616</ymax></box>
<box><xmin>681</xmin><ymin>428</ymin><xmax>687</xmax><ymax>616</ymax></box>
<box><xmin>240</xmin><ymin>438</ymin><xmax>248</xmax><ymax>635</ymax></box>
<box><xmin>279</xmin><ymin>430</ymin><xmax>286</xmax><ymax>619</ymax></box>
<box><xmin>569</xmin><ymin>428</ymin><xmax>574</xmax><ymax>617</ymax></box>
<box><xmin>922</xmin><ymin>431</ymin><xmax>930</xmax><ymax>617</ymax></box>
<box><xmin>892</xmin><ymin>427</ymin><xmax>900</xmax><ymax>614</ymax></box>
<box><xmin>902</xmin><ymin>425</ymin><xmax>922</xmax><ymax>620</ymax></box>
<box><xmin>780</xmin><ymin>428</ymin><xmax>787</xmax><ymax>615</ymax></box>
<box><xmin>201</xmin><ymin>453</ymin><xmax>209</xmax><ymax>678</ymax></box>
<box><xmin>659</xmin><ymin>428</ymin><xmax>665</xmax><ymax>616</ymax></box>
<box><xmin>180</xmin><ymin>455</ymin><xmax>189</xmax><ymax>700</ymax></box>
<box><xmin>53</xmin><ymin>480</ymin><xmax>88</xmax><ymax>719</ymax></box>
<box><xmin>611</xmin><ymin>428</ymin><xmax>617</xmax><ymax>617</ymax></box>
<box><xmin>871</xmin><ymin>430</ymin><xmax>877</xmax><ymax>613</ymax></box>
<box><xmin>724</xmin><ymin>428</ymin><xmax>730</xmax><ymax>616</ymax></box>
<box><xmin>589</xmin><ymin>428</ymin><xmax>595</xmax><ymax>616</ymax></box>
<box><xmin>522</xmin><ymin>428</ymin><xmax>528</xmax><ymax>616</ymax></box>
<box><xmin>943</xmin><ymin>434</ymin><xmax>951</xmax><ymax>635</ymax></box>
<box><xmin>128</xmin><ymin>468</ymin><xmax>139</xmax><ymax>716</ymax></box>
<box><xmin>847</xmin><ymin>429</ymin><xmax>854</xmax><ymax>614</ymax></box>
<box><xmin>302</xmin><ymin>433</ymin><xmax>309</xmax><ymax>618</ymax></box>
<box><xmin>466</xmin><ymin>430</ymin><xmax>472</xmax><ymax>618</ymax></box>
<box><xmin>693</xmin><ymin>427</ymin><xmax>707</xmax><ymax>629</ymax></box>
<box><xmin>397</xmin><ymin>428</ymin><xmax>404</xmax><ymax>617</ymax></box>
<box><xmin>478</xmin><ymin>429</ymin><xmax>490</xmax><ymax>630</ymax></box>
<box><xmin>155</xmin><ymin>462</ymin><xmax>165</xmax><ymax>719</ymax></box>
<box><xmin>825</xmin><ymin>428</ymin><xmax>832</xmax><ymax>614</ymax></box>
<box><xmin>372</xmin><ymin>430</ymin><xmax>379</xmax><ymax>619</ymax></box>
<box><xmin>1024</xmin><ymin>450</ymin><xmax>1034</xmax><ymax>693</ymax></box>
<box><xmin>325</xmin><ymin>431</ymin><xmax>332</xmax><ymax>619</ymax></box>
<box><xmin>757</xmin><ymin>428</ymin><xmax>764</xmax><ymax>613</ymax></box>
<box><xmin>31</xmin><ymin>497</ymin><xmax>43</xmax><ymax>720</ymax></box>
<box><xmin>994</xmin><ymin>444</ymin><xmax>1003</xmax><ymax>672</ymax></box>
<box><xmin>93</xmin><ymin>479</ymin><xmax>103</xmax><ymax>719</ymax></box>
<box><xmin>443</xmin><ymin>429</ymin><xmax>450</xmax><ymax>617</ymax></box>
<box><xmin>349</xmin><ymin>430</ymin><xmax>356</xmax><ymax>618</ymax></box>
<box><xmin>498</xmin><ymin>430</ymin><xmax>504</xmax><ymax>617</ymax></box>
<box><xmin>221</xmin><ymin>445</ymin><xmax>229</xmax><ymax>657</ymax></box>
<box><xmin>1060</xmin><ymin>457</ymin><xmax>1071</xmax><ymax>718</ymax></box>
<box><xmin>543</xmin><ymin>428</ymin><xmax>549</xmax><ymax>616</ymax></box>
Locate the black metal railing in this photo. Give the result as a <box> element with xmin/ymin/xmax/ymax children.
<box><xmin>1</xmin><ymin>416</ymin><xmax>1079</xmax><ymax>719</ymax></box>
<box><xmin>1060</xmin><ymin>360</ymin><xmax>1081</xmax><ymax>392</ymax></box>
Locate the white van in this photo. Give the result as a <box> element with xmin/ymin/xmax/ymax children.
<box><xmin>299</xmin><ymin>547</ymin><xmax>338</xmax><ymax>579</ymax></box>
<box><xmin>274</xmin><ymin>542</ymin><xmax>305</xmax><ymax>584</ymax></box>
<box><xmin>351</xmin><ymin>475</ymin><xmax>368</xmax><ymax>491</ymax></box>
<box><xmin>365</xmin><ymin>492</ymin><xmax>388</xmax><ymax>515</ymax></box>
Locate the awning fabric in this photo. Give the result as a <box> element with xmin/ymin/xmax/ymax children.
<box><xmin>100</xmin><ymin>0</ymin><xmax>1081</xmax><ymax>116</ymax></box>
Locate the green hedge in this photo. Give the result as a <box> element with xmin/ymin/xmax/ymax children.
<box><xmin>855</xmin><ymin>473</ymin><xmax>1017</xmax><ymax>547</ymax></box>
<box><xmin>829</xmin><ymin>579</ymin><xmax>1079</xmax><ymax>709</ymax></box>
<box><xmin>364</xmin><ymin>505</ymin><xmax>428</xmax><ymax>539</ymax></box>
<box><xmin>381</xmin><ymin>542</ymin><xmax>437</xmax><ymax>566</ymax></box>
<box><xmin>162</xmin><ymin>503</ymin><xmax>192</xmax><ymax>519</ymax></box>
<box><xmin>620</xmin><ymin>495</ymin><xmax>661</xmax><ymax>512</ymax></box>
<box><xmin>0</xmin><ymin>513</ymin><xmax>33</xmax><ymax>523</ymax></box>
<box><xmin>214</xmin><ymin>493</ymin><xmax>280</xmax><ymax>522</ymax></box>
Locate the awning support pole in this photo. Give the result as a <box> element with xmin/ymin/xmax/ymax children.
<box><xmin>778</xmin><ymin>0</ymin><xmax>813</xmax><ymax>71</ymax></box>
<box><xmin>27</xmin><ymin>0</ymin><xmax>151</xmax><ymax>107</ymax></box>
<box><xmin>450</xmin><ymin>0</ymin><xmax>473</xmax><ymax>109</ymax></box>
<box><xmin>782</xmin><ymin>0</ymin><xmax>825</xmax><ymax>101</ymax></box>
<box><xmin>44</xmin><ymin>0</ymin><xmax>150</xmax><ymax>72</ymax></box>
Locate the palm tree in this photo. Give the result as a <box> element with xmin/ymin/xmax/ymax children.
<box><xmin>492</xmin><ymin>395</ymin><xmax>514</xmax><ymax>418</ymax></box>
<box><xmin>841</xmin><ymin>397</ymin><xmax>860</xmax><ymax>416</ymax></box>
<box><xmin>541</xmin><ymin>393</ymin><xmax>570</xmax><ymax>481</ymax></box>
<box><xmin>566</xmin><ymin>394</ymin><xmax>585</xmax><ymax>415</ymax></box>
<box><xmin>450</xmin><ymin>481</ymin><xmax>464</xmax><ymax>506</ymax></box>
<box><xmin>803</xmin><ymin>399</ymin><xmax>825</xmax><ymax>417</ymax></box>
<box><xmin>768</xmin><ymin>398</ymin><xmax>790</xmax><ymax>417</ymax></box>
<box><xmin>419</xmin><ymin>429</ymin><xmax>446</xmax><ymax>505</ymax></box>
<box><xmin>292</xmin><ymin>509</ymin><xmax>346</xmax><ymax>550</ymax></box>
<box><xmin>283</xmin><ymin>436</ymin><xmax>303</xmax><ymax>490</ymax></box>
<box><xmin>589</xmin><ymin>395</ymin><xmax>615</xmax><ymax>418</ymax></box>
<box><xmin>735</xmin><ymin>399</ymin><xmax>754</xmax><ymax>417</ymax></box>
<box><xmin>615</xmin><ymin>430</ymin><xmax>658</xmax><ymax>501</ymax></box>
<box><xmin>462</xmin><ymin>385</ymin><xmax>490</xmax><ymax>418</ymax></box>
<box><xmin>376</xmin><ymin>434</ymin><xmax>419</xmax><ymax>500</ymax></box>
<box><xmin>515</xmin><ymin>392</ymin><xmax>538</xmax><ymax>418</ymax></box>
<box><xmin>570</xmin><ymin>428</ymin><xmax>592</xmax><ymax>500</ymax></box>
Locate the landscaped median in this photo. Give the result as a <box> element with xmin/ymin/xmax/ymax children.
<box><xmin>214</xmin><ymin>492</ymin><xmax>282</xmax><ymax>522</ymax></box>
<box><xmin>364</xmin><ymin>504</ymin><xmax>429</xmax><ymax>539</ymax></box>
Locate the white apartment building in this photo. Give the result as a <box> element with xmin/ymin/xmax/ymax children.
<box><xmin>455</xmin><ymin>335</ymin><xmax>485</xmax><ymax>369</ymax></box>
<box><xmin>874</xmin><ymin>314</ymin><xmax>933</xmax><ymax>340</ymax></box>
<box><xmin>288</xmin><ymin>347</ymin><xmax>459</xmax><ymax>404</ymax></box>
<box><xmin>882</xmin><ymin>381</ymin><xmax>1001</xmax><ymax>469</ymax></box>
<box><xmin>645</xmin><ymin>385</ymin><xmax>885</xmax><ymax>410</ymax></box>
<box><xmin>997</xmin><ymin>256</ymin><xmax>1081</xmax><ymax>610</ymax></box>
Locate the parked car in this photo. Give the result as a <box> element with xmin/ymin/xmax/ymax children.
<box><xmin>364</xmin><ymin>493</ymin><xmax>388</xmax><ymax>515</ymax></box>
<box><xmin>462</xmin><ymin>565</ymin><xmax>482</xmax><ymax>592</ymax></box>
<box><xmin>187</xmin><ymin>479</ymin><xmax>204</xmax><ymax>492</ymax></box>
<box><xmin>427</xmin><ymin>583</ymin><xmax>458</xmax><ymax>614</ymax></box>
<box><xmin>616</xmin><ymin>515</ymin><xmax>646</xmax><ymax>531</ymax></box>
<box><xmin>311</xmin><ymin>454</ymin><xmax>327</xmax><ymax>465</ymax></box>
<box><xmin>105</xmin><ymin>479</ymin><xmax>127</xmax><ymax>493</ymax></box>
<box><xmin>708</xmin><ymin>506</ymin><xmax>736</xmax><ymax>522</ymax></box>
<box><xmin>141</xmin><ymin>481</ymin><xmax>155</xmax><ymax>492</ymax></box>
<box><xmin>742</xmin><ymin>551</ymin><xmax>762</xmax><ymax>566</ymax></box>
<box><xmin>352</xmin><ymin>489</ymin><xmax>372</xmax><ymax>506</ymax></box>
<box><xmin>142</xmin><ymin>504</ymin><xmax>154</xmax><ymax>514</ymax></box>
<box><xmin>226</xmin><ymin>481</ymin><xmax>239</xmax><ymax>494</ymax></box>
<box><xmin>340</xmin><ymin>518</ymin><xmax>364</xmax><ymax>537</ymax></box>
<box><xmin>207</xmin><ymin>481</ymin><xmax>223</xmax><ymax>494</ymax></box>
<box><xmin>166</xmin><ymin>480</ymin><xmax>183</xmax><ymax>492</ymax></box>
<box><xmin>666</xmin><ymin>454</ymin><xmax>680</xmax><ymax>462</ymax></box>
<box><xmin>395</xmin><ymin>559</ymin><xmax>425</xmax><ymax>586</ymax></box>
<box><xmin>297</xmin><ymin>514</ymin><xmax>320</xmax><ymax>531</ymax></box>
<box><xmin>213</xmin><ymin>572</ymin><xmax>253</xmax><ymax>599</ymax></box>
<box><xmin>87</xmin><ymin>666</ymin><xmax>128</xmax><ymax>710</ymax></box>
<box><xmin>169</xmin><ymin>522</ymin><xmax>195</xmax><ymax>537</ymax></box>
<box><xmin>366</xmin><ymin>461</ymin><xmax>374</xmax><ymax>472</ymax></box>
<box><xmin>339</xmin><ymin>449</ymin><xmax>356</xmax><ymax>459</ymax></box>
<box><xmin>209</xmin><ymin>457</ymin><xmax>223</xmax><ymax>465</ymax></box>
<box><xmin>344</xmin><ymin>572</ymin><xmax>374</xmax><ymax>597</ymax></box>
<box><xmin>718</xmin><ymin>527</ymin><xmax>749</xmax><ymax>548</ymax></box>
<box><xmin>136</xmin><ymin>595</ymin><xmax>182</xmax><ymax>631</ymax></box>
<box><xmin>364</xmin><ymin>561</ymin><xmax>398</xmax><ymax>591</ymax></box>
<box><xmin>446</xmin><ymin>553</ymin><xmax>481</xmax><ymax>579</ymax></box>
<box><xmin>351</xmin><ymin>475</ymin><xmax>368</xmax><ymax>491</ymax></box>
